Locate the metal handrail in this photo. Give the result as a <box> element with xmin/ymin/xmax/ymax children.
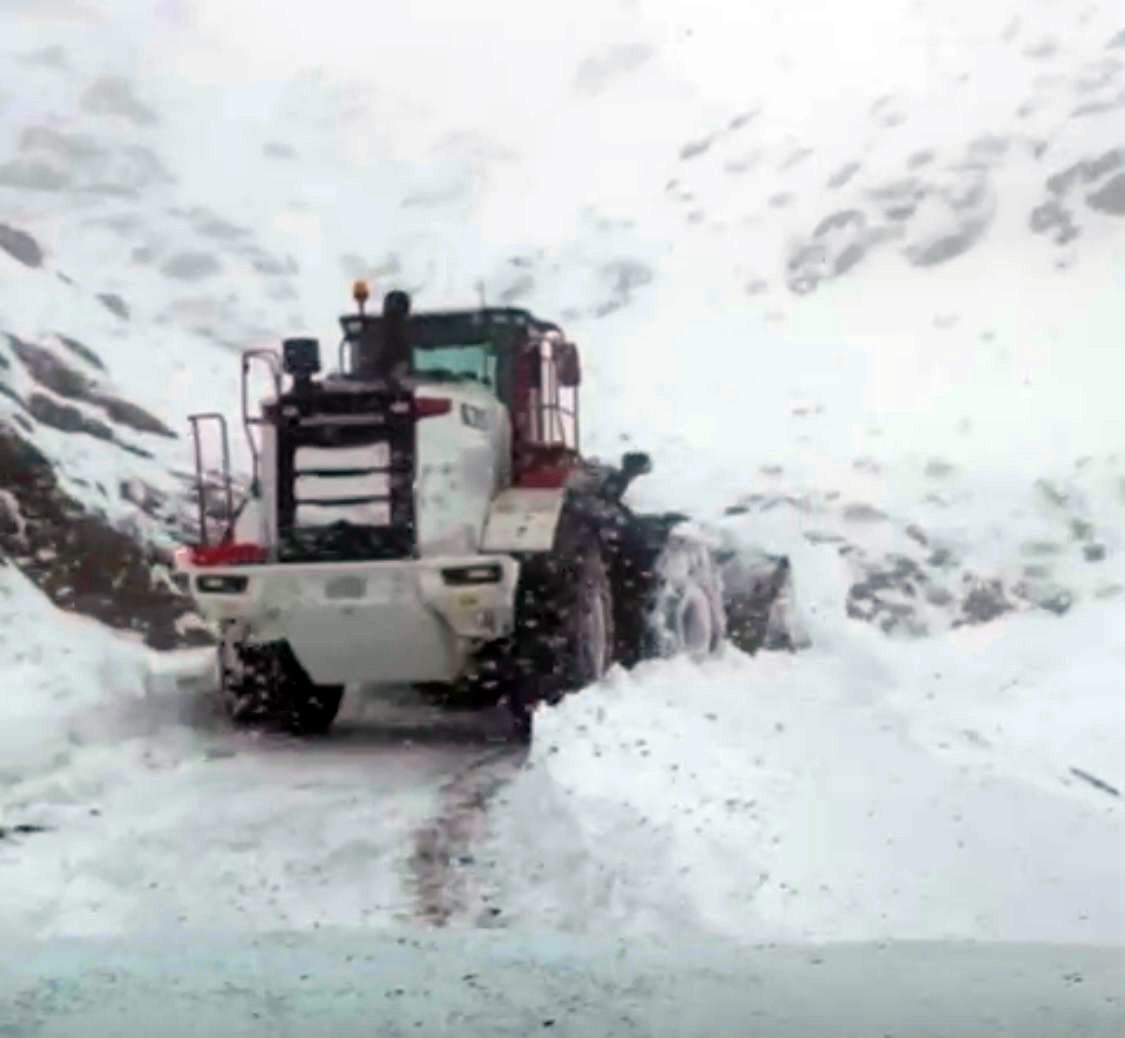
<box><xmin>188</xmin><ymin>412</ymin><xmax>232</xmax><ymax>546</ymax></box>
<box><xmin>240</xmin><ymin>348</ymin><xmax>281</xmax><ymax>493</ymax></box>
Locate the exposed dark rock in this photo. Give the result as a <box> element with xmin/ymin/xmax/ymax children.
<box><xmin>905</xmin><ymin>226</ymin><xmax>983</xmax><ymax>266</ymax></box>
<box><xmin>905</xmin><ymin>524</ymin><xmax>928</xmax><ymax>546</ymax></box>
<box><xmin>924</xmin><ymin>586</ymin><xmax>954</xmax><ymax>607</ymax></box>
<box><xmin>0</xmin><ymin>424</ymin><xmax>206</xmax><ymax>649</ymax></box>
<box><xmin>842</xmin><ymin>502</ymin><xmax>887</xmax><ymax>523</ymax></box>
<box><xmin>96</xmin><ymin>293</ymin><xmax>130</xmax><ymax>320</ymax></box>
<box><xmin>1029</xmin><ymin>198</ymin><xmax>1080</xmax><ymax>244</ymax></box>
<box><xmin>27</xmin><ymin>392</ymin><xmax>113</xmax><ymax>440</ymax></box>
<box><xmin>55</xmin><ymin>333</ymin><xmax>106</xmax><ymax>371</ymax></box>
<box><xmin>10</xmin><ymin>336</ymin><xmax>90</xmax><ymax>397</ymax></box>
<box><xmin>679</xmin><ymin>136</ymin><xmax>714</xmax><ymax>161</ymax></box>
<box><xmin>1023</xmin><ymin>38</ymin><xmax>1058</xmax><ymax>60</ymax></box>
<box><xmin>958</xmin><ymin>579</ymin><xmax>1011</xmax><ymax>625</ymax></box>
<box><xmin>116</xmin><ymin>438</ymin><xmax>155</xmax><ymax>460</ymax></box>
<box><xmin>928</xmin><ymin>546</ymin><xmax>955</xmax><ymax>568</ymax></box>
<box><xmin>967</xmin><ymin>135</ymin><xmax>1009</xmax><ymax>162</ymax></box>
<box><xmin>1070</xmin><ymin>767</ymin><xmax>1120</xmax><ymax>797</ymax></box>
<box><xmin>1020</xmin><ymin>540</ymin><xmax>1063</xmax><ymax>557</ymax></box>
<box><xmin>781</xmin><ymin>148</ymin><xmax>813</xmax><ymax>170</ymax></box>
<box><xmin>21</xmin><ymin>46</ymin><xmax>67</xmax><ymax>67</ymax></box>
<box><xmin>250</xmin><ymin>253</ymin><xmax>297</xmax><ymax>277</ymax></box>
<box><xmin>814</xmin><ymin>210</ymin><xmax>865</xmax><ymax>237</ymax></box>
<box><xmin>263</xmin><ymin>141</ymin><xmax>295</xmax><ymax>159</ymax></box>
<box><xmin>573</xmin><ymin>43</ymin><xmax>652</xmax><ymax>94</ymax></box>
<box><xmin>595</xmin><ymin>258</ymin><xmax>653</xmax><ymax>315</ymax></box>
<box><xmin>81</xmin><ymin>76</ymin><xmax>158</xmax><ymax>126</ymax></box>
<box><xmin>1032</xmin><ymin>586</ymin><xmax>1073</xmax><ymax>615</ymax></box>
<box><xmin>827</xmin><ymin>161</ymin><xmax>860</xmax><ymax>189</ymax></box>
<box><xmin>1046</xmin><ymin>150</ymin><xmax>1124</xmax><ymax>194</ymax></box>
<box><xmin>0</xmin><ymin>223</ymin><xmax>43</xmax><ymax>267</ymax></box>
<box><xmin>1087</xmin><ymin>173</ymin><xmax>1125</xmax><ymax>215</ymax></box>
<box><xmin>1070</xmin><ymin>518</ymin><xmax>1095</xmax><ymax>542</ymax></box>
<box><xmin>1083</xmin><ymin>543</ymin><xmax>1107</xmax><ymax>562</ymax></box>
<box><xmin>1072</xmin><ymin>97</ymin><xmax>1125</xmax><ymax>118</ymax></box>
<box><xmin>97</xmin><ymin>395</ymin><xmax>176</xmax><ymax>439</ymax></box>
<box><xmin>9</xmin><ymin>334</ymin><xmax>175</xmax><ymax>438</ymax></box>
<box><xmin>0</xmin><ymin>158</ymin><xmax>71</xmax><ymax>192</ymax></box>
<box><xmin>21</xmin><ymin>125</ymin><xmax>103</xmax><ymax>162</ymax></box>
<box><xmin>925</xmin><ymin>458</ymin><xmax>955</xmax><ymax>480</ymax></box>
<box><xmin>161</xmin><ymin>251</ymin><xmax>221</xmax><ymax>280</ymax></box>
<box><xmin>847</xmin><ymin>554</ymin><xmax>930</xmax><ymax>634</ymax></box>
<box><xmin>834</xmin><ymin>242</ymin><xmax>867</xmax><ymax>275</ymax></box>
<box><xmin>0</xmin><ymin>824</ymin><xmax>50</xmax><ymax>840</ymax></box>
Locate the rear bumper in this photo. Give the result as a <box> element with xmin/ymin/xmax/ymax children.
<box><xmin>174</xmin><ymin>554</ymin><xmax>519</xmax><ymax>685</ymax></box>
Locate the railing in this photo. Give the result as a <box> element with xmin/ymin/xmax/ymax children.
<box><xmin>187</xmin><ymin>412</ymin><xmax>233</xmax><ymax>547</ymax></box>
<box><xmin>240</xmin><ymin>348</ymin><xmax>282</xmax><ymax>495</ymax></box>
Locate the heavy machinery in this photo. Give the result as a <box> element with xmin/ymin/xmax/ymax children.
<box><xmin>174</xmin><ymin>284</ymin><xmax>793</xmax><ymax>739</ymax></box>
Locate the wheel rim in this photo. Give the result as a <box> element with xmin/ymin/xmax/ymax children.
<box><xmin>677</xmin><ymin>586</ymin><xmax>714</xmax><ymax>657</ymax></box>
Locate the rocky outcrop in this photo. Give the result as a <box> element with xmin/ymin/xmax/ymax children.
<box><xmin>0</xmin><ymin>424</ymin><xmax>208</xmax><ymax>649</ymax></box>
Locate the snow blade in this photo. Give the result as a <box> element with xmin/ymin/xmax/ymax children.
<box><xmin>715</xmin><ymin>543</ymin><xmax>808</xmax><ymax>655</ymax></box>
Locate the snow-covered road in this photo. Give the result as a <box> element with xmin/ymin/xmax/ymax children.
<box><xmin>0</xmin><ymin>571</ymin><xmax>528</xmax><ymax>937</ymax></box>
<box><xmin>3</xmin><ymin>545</ymin><xmax>1122</xmax><ymax>947</ymax></box>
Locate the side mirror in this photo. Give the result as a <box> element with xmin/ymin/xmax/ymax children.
<box><xmin>601</xmin><ymin>450</ymin><xmax>653</xmax><ymax>501</ymax></box>
<box><xmin>282</xmin><ymin>337</ymin><xmax>321</xmax><ymax>379</ymax></box>
<box><xmin>556</xmin><ymin>341</ymin><xmax>581</xmax><ymax>387</ymax></box>
<box><xmin>621</xmin><ymin>451</ymin><xmax>652</xmax><ymax>479</ymax></box>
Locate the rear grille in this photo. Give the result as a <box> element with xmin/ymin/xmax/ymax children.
<box><xmin>272</xmin><ymin>386</ymin><xmax>417</xmax><ymax>562</ymax></box>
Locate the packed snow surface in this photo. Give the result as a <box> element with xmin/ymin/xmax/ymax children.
<box><xmin>1</xmin><ymin>0</ymin><xmax>1124</xmax><ymax>959</ymax></box>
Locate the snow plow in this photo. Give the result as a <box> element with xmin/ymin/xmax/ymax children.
<box><xmin>173</xmin><ymin>284</ymin><xmax>795</xmax><ymax>738</ymax></box>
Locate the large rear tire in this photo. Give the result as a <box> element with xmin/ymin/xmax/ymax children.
<box><xmin>504</xmin><ymin>525</ymin><xmax>614</xmax><ymax>741</ymax></box>
<box><xmin>218</xmin><ymin>627</ymin><xmax>344</xmax><ymax>735</ymax></box>
<box><xmin>645</xmin><ymin>530</ymin><xmax>726</xmax><ymax>659</ymax></box>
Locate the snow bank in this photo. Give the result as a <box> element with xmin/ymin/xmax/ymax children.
<box><xmin>485</xmin><ymin>581</ymin><xmax>1125</xmax><ymax>945</ymax></box>
<box><xmin>0</xmin><ymin>564</ymin><xmax>212</xmax><ymax>819</ymax></box>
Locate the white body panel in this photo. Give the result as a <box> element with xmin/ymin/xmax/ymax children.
<box><xmin>414</xmin><ymin>380</ymin><xmax>510</xmax><ymax>555</ymax></box>
<box><xmin>180</xmin><ymin>554</ymin><xmax>520</xmax><ymax>685</ymax></box>
<box><xmin>481</xmin><ymin>487</ymin><xmax>566</xmax><ymax>553</ymax></box>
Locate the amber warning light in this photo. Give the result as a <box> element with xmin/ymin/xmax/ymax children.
<box><xmin>352</xmin><ymin>279</ymin><xmax>370</xmax><ymax>313</ymax></box>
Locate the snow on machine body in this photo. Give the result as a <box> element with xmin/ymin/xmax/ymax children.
<box><xmin>174</xmin><ymin>284</ymin><xmax>793</xmax><ymax>738</ymax></box>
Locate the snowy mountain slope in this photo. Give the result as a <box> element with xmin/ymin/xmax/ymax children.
<box><xmin>0</xmin><ymin>0</ymin><xmax>1123</xmax><ymax>955</ymax></box>
<box><xmin>4</xmin><ymin>0</ymin><xmax>1124</xmax><ymax>639</ymax></box>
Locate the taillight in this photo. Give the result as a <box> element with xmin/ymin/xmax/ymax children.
<box><xmin>190</xmin><ymin>542</ymin><xmax>268</xmax><ymax>566</ymax></box>
<box><xmin>414</xmin><ymin>396</ymin><xmax>452</xmax><ymax>420</ymax></box>
<box><xmin>441</xmin><ymin>563</ymin><xmax>503</xmax><ymax>586</ymax></box>
<box><xmin>196</xmin><ymin>574</ymin><xmax>250</xmax><ymax>594</ymax></box>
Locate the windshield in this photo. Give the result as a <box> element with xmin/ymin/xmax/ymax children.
<box><xmin>413</xmin><ymin>343</ymin><xmax>497</xmax><ymax>387</ymax></box>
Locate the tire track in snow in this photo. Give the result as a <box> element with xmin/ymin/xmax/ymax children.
<box><xmin>407</xmin><ymin>743</ymin><xmax>529</xmax><ymax>927</ymax></box>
